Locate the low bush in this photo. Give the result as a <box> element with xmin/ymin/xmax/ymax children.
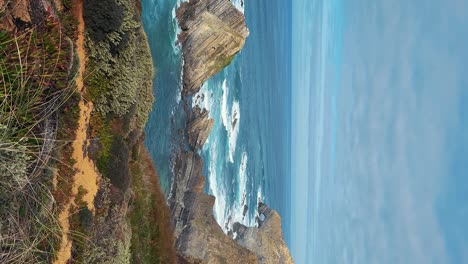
<box><xmin>83</xmin><ymin>0</ymin><xmax>125</xmax><ymax>42</ymax></box>
<box><xmin>107</xmin><ymin>136</ymin><xmax>130</xmax><ymax>190</ymax></box>
<box><xmin>84</xmin><ymin>0</ymin><xmax>154</xmax><ymax>131</ymax></box>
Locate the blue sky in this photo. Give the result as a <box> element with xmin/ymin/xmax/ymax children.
<box><xmin>291</xmin><ymin>0</ymin><xmax>468</xmax><ymax>263</ymax></box>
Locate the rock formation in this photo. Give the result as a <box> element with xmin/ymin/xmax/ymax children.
<box><xmin>186</xmin><ymin>106</ymin><xmax>214</xmax><ymax>150</ymax></box>
<box><xmin>171</xmin><ymin>0</ymin><xmax>293</xmax><ymax>263</ymax></box>
<box><xmin>177</xmin><ymin>0</ymin><xmax>249</xmax><ymax>96</ymax></box>
<box><xmin>233</xmin><ymin>203</ymin><xmax>294</xmax><ymax>264</ymax></box>
<box><xmin>169</xmin><ymin>150</ymin><xmax>258</xmax><ymax>263</ymax></box>
<box><xmin>177</xmin><ymin>192</ymin><xmax>258</xmax><ymax>264</ymax></box>
<box><xmin>170</xmin><ymin>151</ymin><xmax>206</xmax><ymax>237</ymax></box>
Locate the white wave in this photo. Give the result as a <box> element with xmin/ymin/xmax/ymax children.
<box><xmin>231</xmin><ymin>0</ymin><xmax>245</xmax><ymax>13</ymax></box>
<box><xmin>176</xmin><ymin>0</ymin><xmax>187</xmax><ymax>7</ymax></box>
<box><xmin>221</xmin><ymin>79</ymin><xmax>229</xmax><ymax>129</ymax></box>
<box><xmin>172</xmin><ymin>1</ymin><xmax>183</xmax><ymax>53</ymax></box>
<box><xmin>192</xmin><ymin>83</ymin><xmax>213</xmax><ymax>116</ymax></box>
<box><xmin>221</xmin><ymin>79</ymin><xmax>240</xmax><ymax>163</ymax></box>
<box><xmin>257</xmin><ymin>186</ymin><xmax>264</xmax><ymax>204</ymax></box>
<box><xmin>219</xmin><ymin>152</ymin><xmax>250</xmax><ymax>233</ymax></box>
<box><xmin>176</xmin><ymin>57</ymin><xmax>184</xmax><ymax>104</ymax></box>
<box><xmin>238</xmin><ymin>152</ymin><xmax>248</xmax><ymax>204</ymax></box>
<box><xmin>239</xmin><ymin>152</ymin><xmax>250</xmax><ymax>223</ymax></box>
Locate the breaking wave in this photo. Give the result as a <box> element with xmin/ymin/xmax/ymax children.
<box><xmin>221</xmin><ymin>79</ymin><xmax>240</xmax><ymax>163</ymax></box>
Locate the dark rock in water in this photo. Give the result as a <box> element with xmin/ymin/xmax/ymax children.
<box><xmin>232</xmin><ymin>117</ymin><xmax>238</xmax><ymax>130</ymax></box>
<box><xmin>186</xmin><ymin>106</ymin><xmax>214</xmax><ymax>150</ymax></box>
<box><xmin>233</xmin><ymin>203</ymin><xmax>294</xmax><ymax>264</ymax></box>
<box><xmin>242</xmin><ymin>205</ymin><xmax>248</xmax><ymax>219</ymax></box>
<box><xmin>177</xmin><ymin>0</ymin><xmax>249</xmax><ymax>96</ymax></box>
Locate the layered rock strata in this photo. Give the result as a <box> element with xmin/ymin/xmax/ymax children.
<box><xmin>177</xmin><ymin>0</ymin><xmax>249</xmax><ymax>96</ymax></box>
<box><xmin>186</xmin><ymin>106</ymin><xmax>214</xmax><ymax>150</ymax></box>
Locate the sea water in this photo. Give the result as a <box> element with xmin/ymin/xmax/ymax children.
<box><xmin>142</xmin><ymin>0</ymin><xmax>291</xmax><ymax>243</ymax></box>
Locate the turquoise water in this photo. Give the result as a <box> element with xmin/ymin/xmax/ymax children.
<box><xmin>141</xmin><ymin>0</ymin><xmax>184</xmax><ymax>194</ymax></box>
<box><xmin>141</xmin><ymin>0</ymin><xmax>291</xmax><ymax>239</ymax></box>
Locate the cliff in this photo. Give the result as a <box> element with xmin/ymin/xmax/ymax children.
<box><xmin>172</xmin><ymin>1</ymin><xmax>293</xmax><ymax>263</ymax></box>
<box><xmin>169</xmin><ymin>150</ymin><xmax>258</xmax><ymax>263</ymax></box>
<box><xmin>233</xmin><ymin>203</ymin><xmax>294</xmax><ymax>264</ymax></box>
<box><xmin>177</xmin><ymin>0</ymin><xmax>249</xmax><ymax>96</ymax></box>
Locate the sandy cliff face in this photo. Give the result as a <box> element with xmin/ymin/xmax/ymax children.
<box><xmin>233</xmin><ymin>203</ymin><xmax>294</xmax><ymax>264</ymax></box>
<box><xmin>177</xmin><ymin>0</ymin><xmax>249</xmax><ymax>96</ymax></box>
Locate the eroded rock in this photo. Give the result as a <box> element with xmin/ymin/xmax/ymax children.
<box><xmin>186</xmin><ymin>106</ymin><xmax>214</xmax><ymax>150</ymax></box>
<box><xmin>177</xmin><ymin>0</ymin><xmax>249</xmax><ymax>96</ymax></box>
<box><xmin>233</xmin><ymin>203</ymin><xmax>294</xmax><ymax>264</ymax></box>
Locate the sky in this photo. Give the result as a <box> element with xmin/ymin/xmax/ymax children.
<box><xmin>291</xmin><ymin>0</ymin><xmax>468</xmax><ymax>263</ymax></box>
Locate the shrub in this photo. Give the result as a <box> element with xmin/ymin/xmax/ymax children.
<box><xmin>84</xmin><ymin>0</ymin><xmax>154</xmax><ymax>131</ymax></box>
<box><xmin>107</xmin><ymin>137</ymin><xmax>130</xmax><ymax>190</ymax></box>
<box><xmin>83</xmin><ymin>0</ymin><xmax>125</xmax><ymax>42</ymax></box>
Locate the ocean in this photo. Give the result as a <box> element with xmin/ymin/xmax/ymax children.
<box><xmin>141</xmin><ymin>0</ymin><xmax>291</xmax><ymax>243</ymax></box>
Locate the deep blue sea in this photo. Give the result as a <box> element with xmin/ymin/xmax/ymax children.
<box><xmin>141</xmin><ymin>0</ymin><xmax>291</xmax><ymax>242</ymax></box>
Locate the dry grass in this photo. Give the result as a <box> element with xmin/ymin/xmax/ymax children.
<box><xmin>0</xmin><ymin>18</ymin><xmax>77</xmax><ymax>264</ymax></box>
<box><xmin>128</xmin><ymin>143</ymin><xmax>177</xmax><ymax>264</ymax></box>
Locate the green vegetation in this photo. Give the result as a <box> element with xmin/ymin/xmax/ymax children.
<box><xmin>77</xmin><ymin>0</ymin><xmax>176</xmax><ymax>262</ymax></box>
<box><xmin>129</xmin><ymin>146</ymin><xmax>177</xmax><ymax>264</ymax></box>
<box><xmin>81</xmin><ymin>178</ymin><xmax>132</xmax><ymax>264</ymax></box>
<box><xmin>0</xmin><ymin>18</ymin><xmax>74</xmax><ymax>263</ymax></box>
<box><xmin>218</xmin><ymin>53</ymin><xmax>237</xmax><ymax>72</ymax></box>
<box><xmin>84</xmin><ymin>0</ymin><xmax>126</xmax><ymax>43</ymax></box>
<box><xmin>69</xmin><ymin>187</ymin><xmax>92</xmax><ymax>263</ymax></box>
<box><xmin>56</xmin><ymin>0</ymin><xmax>79</xmax><ymax>40</ymax></box>
<box><xmin>1</xmin><ymin>0</ymin><xmax>176</xmax><ymax>263</ymax></box>
<box><xmin>84</xmin><ymin>0</ymin><xmax>154</xmax><ymax>129</ymax></box>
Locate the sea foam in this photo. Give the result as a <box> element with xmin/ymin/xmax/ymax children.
<box><xmin>231</xmin><ymin>0</ymin><xmax>245</xmax><ymax>13</ymax></box>
<box><xmin>228</xmin><ymin>151</ymin><xmax>250</xmax><ymax>227</ymax></box>
<box><xmin>221</xmin><ymin>79</ymin><xmax>240</xmax><ymax>163</ymax></box>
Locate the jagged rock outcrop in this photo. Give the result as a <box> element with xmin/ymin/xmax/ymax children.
<box><xmin>169</xmin><ymin>151</ymin><xmax>258</xmax><ymax>264</ymax></box>
<box><xmin>176</xmin><ymin>0</ymin><xmax>249</xmax><ymax>96</ymax></box>
<box><xmin>177</xmin><ymin>192</ymin><xmax>258</xmax><ymax>264</ymax></box>
<box><xmin>170</xmin><ymin>151</ymin><xmax>206</xmax><ymax>237</ymax></box>
<box><xmin>233</xmin><ymin>203</ymin><xmax>293</xmax><ymax>264</ymax></box>
<box><xmin>186</xmin><ymin>106</ymin><xmax>214</xmax><ymax>150</ymax></box>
